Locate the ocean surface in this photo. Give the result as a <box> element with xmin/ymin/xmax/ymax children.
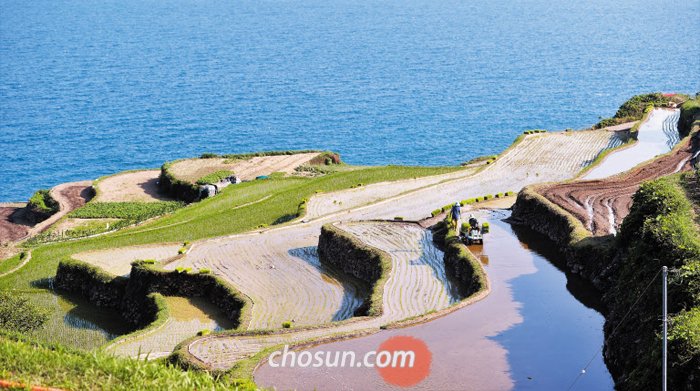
<box><xmin>1</xmin><ymin>0</ymin><xmax>698</xmax><ymax>202</ymax></box>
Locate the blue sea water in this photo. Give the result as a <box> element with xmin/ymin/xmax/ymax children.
<box><xmin>1</xmin><ymin>0</ymin><xmax>698</xmax><ymax>202</ymax></box>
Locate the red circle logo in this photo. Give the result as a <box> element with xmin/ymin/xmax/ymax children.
<box><xmin>375</xmin><ymin>335</ymin><xmax>432</xmax><ymax>387</ymax></box>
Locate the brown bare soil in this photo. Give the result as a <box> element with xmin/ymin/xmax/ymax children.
<box><xmin>95</xmin><ymin>170</ymin><xmax>172</xmax><ymax>203</ymax></box>
<box><xmin>0</xmin><ymin>206</ymin><xmax>30</xmax><ymax>242</ymax></box>
<box><xmin>168</xmin><ymin>153</ymin><xmax>320</xmax><ymax>183</ymax></box>
<box><xmin>539</xmin><ymin>134</ymin><xmax>697</xmax><ymax>235</ymax></box>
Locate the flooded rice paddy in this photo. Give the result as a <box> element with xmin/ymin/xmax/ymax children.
<box><xmin>254</xmin><ymin>212</ymin><xmax>614</xmax><ymax>390</ymax></box>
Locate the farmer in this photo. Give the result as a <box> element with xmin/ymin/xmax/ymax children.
<box><xmin>469</xmin><ymin>214</ymin><xmax>480</xmax><ymax>233</ymax></box>
<box><xmin>450</xmin><ymin>202</ymin><xmax>461</xmax><ymax>233</ymax></box>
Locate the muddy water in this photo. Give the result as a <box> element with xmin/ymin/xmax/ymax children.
<box><xmin>254</xmin><ymin>212</ymin><xmax>613</xmax><ymax>390</ymax></box>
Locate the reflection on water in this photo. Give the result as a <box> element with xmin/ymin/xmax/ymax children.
<box><xmin>255</xmin><ymin>211</ymin><xmax>614</xmax><ymax>390</ymax></box>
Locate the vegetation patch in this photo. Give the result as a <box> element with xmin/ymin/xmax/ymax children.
<box><xmin>0</xmin><ymin>291</ymin><xmax>49</xmax><ymax>333</ymax></box>
<box><xmin>196</xmin><ymin>170</ymin><xmax>235</xmax><ymax>186</ymax></box>
<box><xmin>0</xmin><ymin>332</ymin><xmax>255</xmax><ymax>391</ymax></box>
<box><xmin>69</xmin><ymin>201</ymin><xmax>185</xmax><ymax>221</ymax></box>
<box><xmin>679</xmin><ymin>98</ymin><xmax>700</xmax><ymax>138</ymax></box>
<box><xmin>25</xmin><ymin>189</ymin><xmax>60</xmax><ymax>223</ymax></box>
<box><xmin>308</xmin><ymin>151</ymin><xmax>342</xmax><ymax>166</ymax></box>
<box><xmin>595</xmin><ymin>93</ymin><xmax>688</xmax><ymax>129</ymax></box>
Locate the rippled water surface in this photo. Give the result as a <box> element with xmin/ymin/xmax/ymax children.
<box><xmin>1</xmin><ymin>0</ymin><xmax>699</xmax><ymax>201</ymax></box>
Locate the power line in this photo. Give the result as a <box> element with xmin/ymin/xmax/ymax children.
<box><xmin>567</xmin><ymin>268</ymin><xmax>662</xmax><ymax>390</ymax></box>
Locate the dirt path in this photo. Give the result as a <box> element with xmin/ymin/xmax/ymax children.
<box><xmin>0</xmin><ymin>251</ymin><xmax>31</xmax><ymax>278</ymax></box>
<box><xmin>539</xmin><ymin>131</ymin><xmax>696</xmax><ymax>235</ymax></box>
<box><xmin>26</xmin><ymin>181</ymin><xmax>94</xmax><ymax>238</ymax></box>
<box><xmin>95</xmin><ymin>170</ymin><xmax>173</xmax><ymax>203</ymax></box>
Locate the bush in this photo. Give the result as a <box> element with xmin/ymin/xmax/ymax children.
<box><xmin>495</xmin><ymin>193</ymin><xmax>504</xmax><ymax>198</ymax></box>
<box><xmin>27</xmin><ymin>189</ymin><xmax>59</xmax><ymax>215</ymax></box>
<box><xmin>308</xmin><ymin>151</ymin><xmax>342</xmax><ymax>166</ymax></box>
<box><xmin>431</xmin><ymin>209</ymin><xmax>441</xmax><ymax>217</ymax></box>
<box><xmin>175</xmin><ymin>267</ymin><xmax>184</xmax><ymax>272</ymax></box>
<box><xmin>143</xmin><ymin>259</ymin><xmax>156</xmax><ymax>264</ymax></box>
<box><xmin>505</xmin><ymin>191</ymin><xmax>514</xmax><ymax>196</ymax></box>
<box><xmin>196</xmin><ymin>170</ymin><xmax>235</xmax><ymax>186</ymax></box>
<box><xmin>200</xmin><ymin>153</ymin><xmax>219</xmax><ymax>159</ymax></box>
<box><xmin>0</xmin><ymin>291</ymin><xmax>49</xmax><ymax>333</ymax></box>
<box><xmin>441</xmin><ymin>205</ymin><xmax>452</xmax><ymax>212</ymax></box>
<box><xmin>394</xmin><ymin>217</ymin><xmax>404</xmax><ymax>221</ymax></box>
<box><xmin>199</xmin><ymin>269</ymin><xmax>211</xmax><ymax>274</ymax></box>
<box><xmin>282</xmin><ymin>321</ymin><xmax>292</xmax><ymax>328</ymax></box>
<box><xmin>196</xmin><ymin>329</ymin><xmax>211</xmax><ymax>336</ymax></box>
<box><xmin>178</xmin><ymin>248</ymin><xmax>186</xmax><ymax>254</ymax></box>
<box><xmin>679</xmin><ymin>99</ymin><xmax>700</xmax><ymax>137</ymax></box>
<box><xmin>484</xmin><ymin>195</ymin><xmax>493</xmax><ymax>200</ymax></box>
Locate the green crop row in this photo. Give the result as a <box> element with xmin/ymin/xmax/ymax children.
<box><xmin>458</xmin><ymin>191</ymin><xmax>514</xmax><ymax>206</ymax></box>
<box><xmin>523</xmin><ymin>129</ymin><xmax>547</xmax><ymax>135</ymax></box>
<box><xmin>195</xmin><ymin>170</ymin><xmax>235</xmax><ymax>186</ymax></box>
<box><xmin>68</xmin><ymin>202</ymin><xmax>185</xmax><ymax>221</ymax></box>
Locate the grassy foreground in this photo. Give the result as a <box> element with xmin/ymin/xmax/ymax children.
<box><xmin>0</xmin><ymin>332</ymin><xmax>259</xmax><ymax>391</ymax></box>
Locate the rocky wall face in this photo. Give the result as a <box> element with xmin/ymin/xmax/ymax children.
<box><xmin>318</xmin><ymin>224</ymin><xmax>382</xmax><ymax>284</ymax></box>
<box><xmin>54</xmin><ymin>260</ymin><xmax>245</xmax><ymax>328</ymax></box>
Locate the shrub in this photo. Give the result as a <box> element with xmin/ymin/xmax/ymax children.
<box><xmin>19</xmin><ymin>252</ymin><xmax>27</xmax><ymax>260</ymax></box>
<box><xmin>175</xmin><ymin>267</ymin><xmax>184</xmax><ymax>273</ymax></box>
<box><xmin>679</xmin><ymin>99</ymin><xmax>700</xmax><ymax>137</ymax></box>
<box><xmin>200</xmin><ymin>153</ymin><xmax>219</xmax><ymax>159</ymax></box>
<box><xmin>495</xmin><ymin>193</ymin><xmax>504</xmax><ymax>198</ymax></box>
<box><xmin>505</xmin><ymin>191</ymin><xmax>514</xmax><ymax>196</ymax></box>
<box><xmin>198</xmin><ymin>269</ymin><xmax>211</xmax><ymax>274</ymax></box>
<box><xmin>431</xmin><ymin>209</ymin><xmax>441</xmax><ymax>217</ymax></box>
<box><xmin>308</xmin><ymin>151</ymin><xmax>343</xmax><ymax>166</ymax></box>
<box><xmin>178</xmin><ymin>248</ymin><xmax>186</xmax><ymax>254</ymax></box>
<box><xmin>394</xmin><ymin>217</ymin><xmax>404</xmax><ymax>221</ymax></box>
<box><xmin>0</xmin><ymin>291</ymin><xmax>49</xmax><ymax>333</ymax></box>
<box><xmin>282</xmin><ymin>321</ymin><xmax>292</xmax><ymax>328</ymax></box>
<box><xmin>196</xmin><ymin>170</ymin><xmax>236</xmax><ymax>186</ymax></box>
<box><xmin>196</xmin><ymin>329</ymin><xmax>211</xmax><ymax>336</ymax></box>
<box><xmin>27</xmin><ymin>189</ymin><xmax>59</xmax><ymax>215</ymax></box>
<box><xmin>442</xmin><ymin>205</ymin><xmax>453</xmax><ymax>212</ymax></box>
<box><xmin>484</xmin><ymin>195</ymin><xmax>493</xmax><ymax>200</ymax></box>
<box><xmin>143</xmin><ymin>259</ymin><xmax>156</xmax><ymax>264</ymax></box>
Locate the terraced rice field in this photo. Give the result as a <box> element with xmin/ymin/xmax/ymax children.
<box><xmin>346</xmin><ymin>130</ymin><xmax>624</xmax><ymax>222</ymax></box>
<box><xmin>67</xmin><ymin>129</ymin><xmax>625</xmax><ymax>363</ymax></box>
<box><xmin>186</xmin><ymin>222</ymin><xmax>458</xmax><ymax>369</ymax></box>
<box><xmin>304</xmin><ymin>167</ymin><xmax>478</xmax><ymax>219</ymax></box>
<box><xmin>168</xmin><ymin>153</ymin><xmax>319</xmax><ymax>183</ymax></box>
<box><xmin>24</xmin><ymin>292</ymin><xmax>132</xmax><ymax>350</ymax></box>
<box><xmin>165</xmin><ymin>225</ymin><xmax>365</xmax><ymax>330</ymax></box>
<box><xmin>72</xmin><ymin>244</ymin><xmax>183</xmax><ymax>276</ymax></box>
<box><xmin>107</xmin><ymin>296</ymin><xmax>238</xmax><ymax>360</ymax></box>
<box><xmin>337</xmin><ymin>222</ymin><xmax>459</xmax><ymax>320</ymax></box>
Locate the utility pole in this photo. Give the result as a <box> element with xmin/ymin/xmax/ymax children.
<box><xmin>662</xmin><ymin>266</ymin><xmax>668</xmax><ymax>391</ymax></box>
